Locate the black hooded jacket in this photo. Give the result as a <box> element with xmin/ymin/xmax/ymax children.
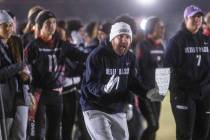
<box><xmin>164</xmin><ymin>26</ymin><xmax>210</xmax><ymax>98</ymax></box>
<box><xmin>80</xmin><ymin>42</ymin><xmax>147</xmax><ymax>113</ymax></box>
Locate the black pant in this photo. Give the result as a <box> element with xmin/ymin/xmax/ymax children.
<box><xmin>62</xmin><ymin>91</ymin><xmax>77</xmax><ymax>140</ymax></box>
<box><xmin>127</xmin><ymin>104</ymin><xmax>144</xmax><ymax>140</ymax></box>
<box><xmin>140</xmin><ymin>98</ymin><xmax>161</xmax><ymax>140</ymax></box>
<box><xmin>35</xmin><ymin>90</ymin><xmax>63</xmax><ymax>140</ymax></box>
<box><xmin>62</xmin><ymin>90</ymin><xmax>91</xmax><ymax>140</ymax></box>
<box><xmin>170</xmin><ymin>90</ymin><xmax>210</xmax><ymax>140</ymax></box>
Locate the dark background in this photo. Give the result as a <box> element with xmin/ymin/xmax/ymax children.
<box><xmin>0</xmin><ymin>0</ymin><xmax>209</xmax><ymax>38</ymax></box>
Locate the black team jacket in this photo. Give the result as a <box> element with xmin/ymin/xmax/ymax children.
<box><xmin>164</xmin><ymin>26</ymin><xmax>210</xmax><ymax>98</ymax></box>
<box><xmin>80</xmin><ymin>42</ymin><xmax>148</xmax><ymax>113</ymax></box>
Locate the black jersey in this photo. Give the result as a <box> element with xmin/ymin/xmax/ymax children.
<box><xmin>164</xmin><ymin>27</ymin><xmax>210</xmax><ymax>98</ymax></box>
<box><xmin>136</xmin><ymin>39</ymin><xmax>165</xmax><ymax>89</ymax></box>
<box><xmin>25</xmin><ymin>37</ymin><xmax>86</xmax><ymax>90</ymax></box>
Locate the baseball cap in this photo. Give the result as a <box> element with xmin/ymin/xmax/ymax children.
<box><xmin>184</xmin><ymin>5</ymin><xmax>203</xmax><ymax>19</ymax></box>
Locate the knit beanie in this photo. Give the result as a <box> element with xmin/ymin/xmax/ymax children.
<box><xmin>0</xmin><ymin>10</ymin><xmax>13</xmax><ymax>25</ymax></box>
<box><xmin>109</xmin><ymin>22</ymin><xmax>132</xmax><ymax>41</ymax></box>
<box><xmin>35</xmin><ymin>10</ymin><xmax>56</xmax><ymax>30</ymax></box>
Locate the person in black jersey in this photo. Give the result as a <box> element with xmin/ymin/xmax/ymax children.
<box><xmin>25</xmin><ymin>10</ymin><xmax>86</xmax><ymax>140</ymax></box>
<box><xmin>164</xmin><ymin>5</ymin><xmax>210</xmax><ymax>140</ymax></box>
<box><xmin>136</xmin><ymin>16</ymin><xmax>165</xmax><ymax>140</ymax></box>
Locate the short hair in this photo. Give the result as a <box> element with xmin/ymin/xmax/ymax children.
<box><xmin>114</xmin><ymin>14</ymin><xmax>137</xmax><ymax>34</ymax></box>
<box><xmin>85</xmin><ymin>21</ymin><xmax>99</xmax><ymax>38</ymax></box>
<box><xmin>98</xmin><ymin>22</ymin><xmax>112</xmax><ymax>35</ymax></box>
<box><xmin>67</xmin><ymin>19</ymin><xmax>83</xmax><ymax>33</ymax></box>
<box><xmin>57</xmin><ymin>20</ymin><xmax>66</xmax><ymax>30</ymax></box>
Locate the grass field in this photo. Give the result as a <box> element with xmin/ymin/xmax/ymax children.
<box><xmin>156</xmin><ymin>94</ymin><xmax>176</xmax><ymax>140</ymax></box>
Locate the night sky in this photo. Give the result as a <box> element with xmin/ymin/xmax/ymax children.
<box><xmin>0</xmin><ymin>0</ymin><xmax>209</xmax><ymax>38</ymax></box>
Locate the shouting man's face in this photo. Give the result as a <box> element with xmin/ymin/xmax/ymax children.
<box><xmin>111</xmin><ymin>34</ymin><xmax>131</xmax><ymax>56</ymax></box>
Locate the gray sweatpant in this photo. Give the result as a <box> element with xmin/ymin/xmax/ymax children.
<box><xmin>0</xmin><ymin>118</ymin><xmax>13</xmax><ymax>139</ymax></box>
<box><xmin>83</xmin><ymin>110</ymin><xmax>129</xmax><ymax>140</ymax></box>
<box><xmin>0</xmin><ymin>106</ymin><xmax>28</xmax><ymax>140</ymax></box>
<box><xmin>11</xmin><ymin>106</ymin><xmax>29</xmax><ymax>140</ymax></box>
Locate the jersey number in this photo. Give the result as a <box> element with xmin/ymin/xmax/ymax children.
<box><xmin>196</xmin><ymin>55</ymin><xmax>201</xmax><ymax>66</ymax></box>
<box><xmin>48</xmin><ymin>54</ymin><xmax>58</xmax><ymax>72</ymax></box>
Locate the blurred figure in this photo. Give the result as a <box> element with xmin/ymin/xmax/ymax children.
<box><xmin>67</xmin><ymin>19</ymin><xmax>84</xmax><ymax>47</ymax></box>
<box><xmin>58</xmin><ymin>19</ymin><xmax>88</xmax><ymax>140</ymax></box>
<box><xmin>6</xmin><ymin>10</ymin><xmax>32</xmax><ymax>140</ymax></box>
<box><xmin>136</xmin><ymin>16</ymin><xmax>165</xmax><ymax>140</ymax></box>
<box><xmin>203</xmin><ymin>12</ymin><xmax>210</xmax><ymax>36</ymax></box>
<box><xmin>97</xmin><ymin>21</ymin><xmax>112</xmax><ymax>44</ymax></box>
<box><xmin>83</xmin><ymin>21</ymin><xmax>99</xmax><ymax>54</ymax></box>
<box><xmin>22</xmin><ymin>5</ymin><xmax>44</xmax><ymax>48</ymax></box>
<box><xmin>200</xmin><ymin>9</ymin><xmax>210</xmax><ymax>140</ymax></box>
<box><xmin>56</xmin><ymin>20</ymin><xmax>67</xmax><ymax>41</ymax></box>
<box><xmin>164</xmin><ymin>5</ymin><xmax>210</xmax><ymax>140</ymax></box>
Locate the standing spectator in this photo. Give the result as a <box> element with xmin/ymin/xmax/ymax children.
<box><xmin>203</xmin><ymin>11</ymin><xmax>210</xmax><ymax>140</ymax></box>
<box><xmin>5</xmin><ymin>10</ymin><xmax>32</xmax><ymax>140</ymax></box>
<box><xmin>97</xmin><ymin>21</ymin><xmax>112</xmax><ymax>44</ymax></box>
<box><xmin>83</xmin><ymin>21</ymin><xmax>99</xmax><ymax>54</ymax></box>
<box><xmin>164</xmin><ymin>5</ymin><xmax>210</xmax><ymax>140</ymax></box>
<box><xmin>25</xmin><ymin>10</ymin><xmax>86</xmax><ymax>140</ymax></box>
<box><xmin>0</xmin><ymin>10</ymin><xmax>30</xmax><ymax>140</ymax></box>
<box><xmin>136</xmin><ymin>16</ymin><xmax>165</xmax><ymax>140</ymax></box>
<box><xmin>56</xmin><ymin>20</ymin><xmax>67</xmax><ymax>41</ymax></box>
<box><xmin>67</xmin><ymin>19</ymin><xmax>84</xmax><ymax>47</ymax></box>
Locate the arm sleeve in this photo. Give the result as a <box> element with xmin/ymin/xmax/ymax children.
<box><xmin>24</xmin><ymin>43</ymin><xmax>36</xmax><ymax>81</ymax></box>
<box><xmin>136</xmin><ymin>43</ymin><xmax>149</xmax><ymax>75</ymax></box>
<box><xmin>24</xmin><ymin>43</ymin><xmax>37</xmax><ymax>65</ymax></box>
<box><xmin>84</xmin><ymin>54</ymin><xmax>106</xmax><ymax>98</ymax></box>
<box><xmin>135</xmin><ymin>43</ymin><xmax>151</xmax><ymax>87</ymax></box>
<box><xmin>0</xmin><ymin>63</ymin><xmax>22</xmax><ymax>80</ymax></box>
<box><xmin>64</xmin><ymin>43</ymin><xmax>87</xmax><ymax>62</ymax></box>
<box><xmin>128</xmin><ymin>55</ymin><xmax>148</xmax><ymax>97</ymax></box>
<box><xmin>164</xmin><ymin>38</ymin><xmax>180</xmax><ymax>68</ymax></box>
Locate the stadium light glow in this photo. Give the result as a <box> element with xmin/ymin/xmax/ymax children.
<box><xmin>136</xmin><ymin>0</ymin><xmax>156</xmax><ymax>7</ymax></box>
<box><xmin>140</xmin><ymin>18</ymin><xmax>147</xmax><ymax>31</ymax></box>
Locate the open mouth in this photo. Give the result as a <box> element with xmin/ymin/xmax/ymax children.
<box><xmin>120</xmin><ymin>46</ymin><xmax>126</xmax><ymax>50</ymax></box>
<box><xmin>119</xmin><ymin>46</ymin><xmax>127</xmax><ymax>54</ymax></box>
